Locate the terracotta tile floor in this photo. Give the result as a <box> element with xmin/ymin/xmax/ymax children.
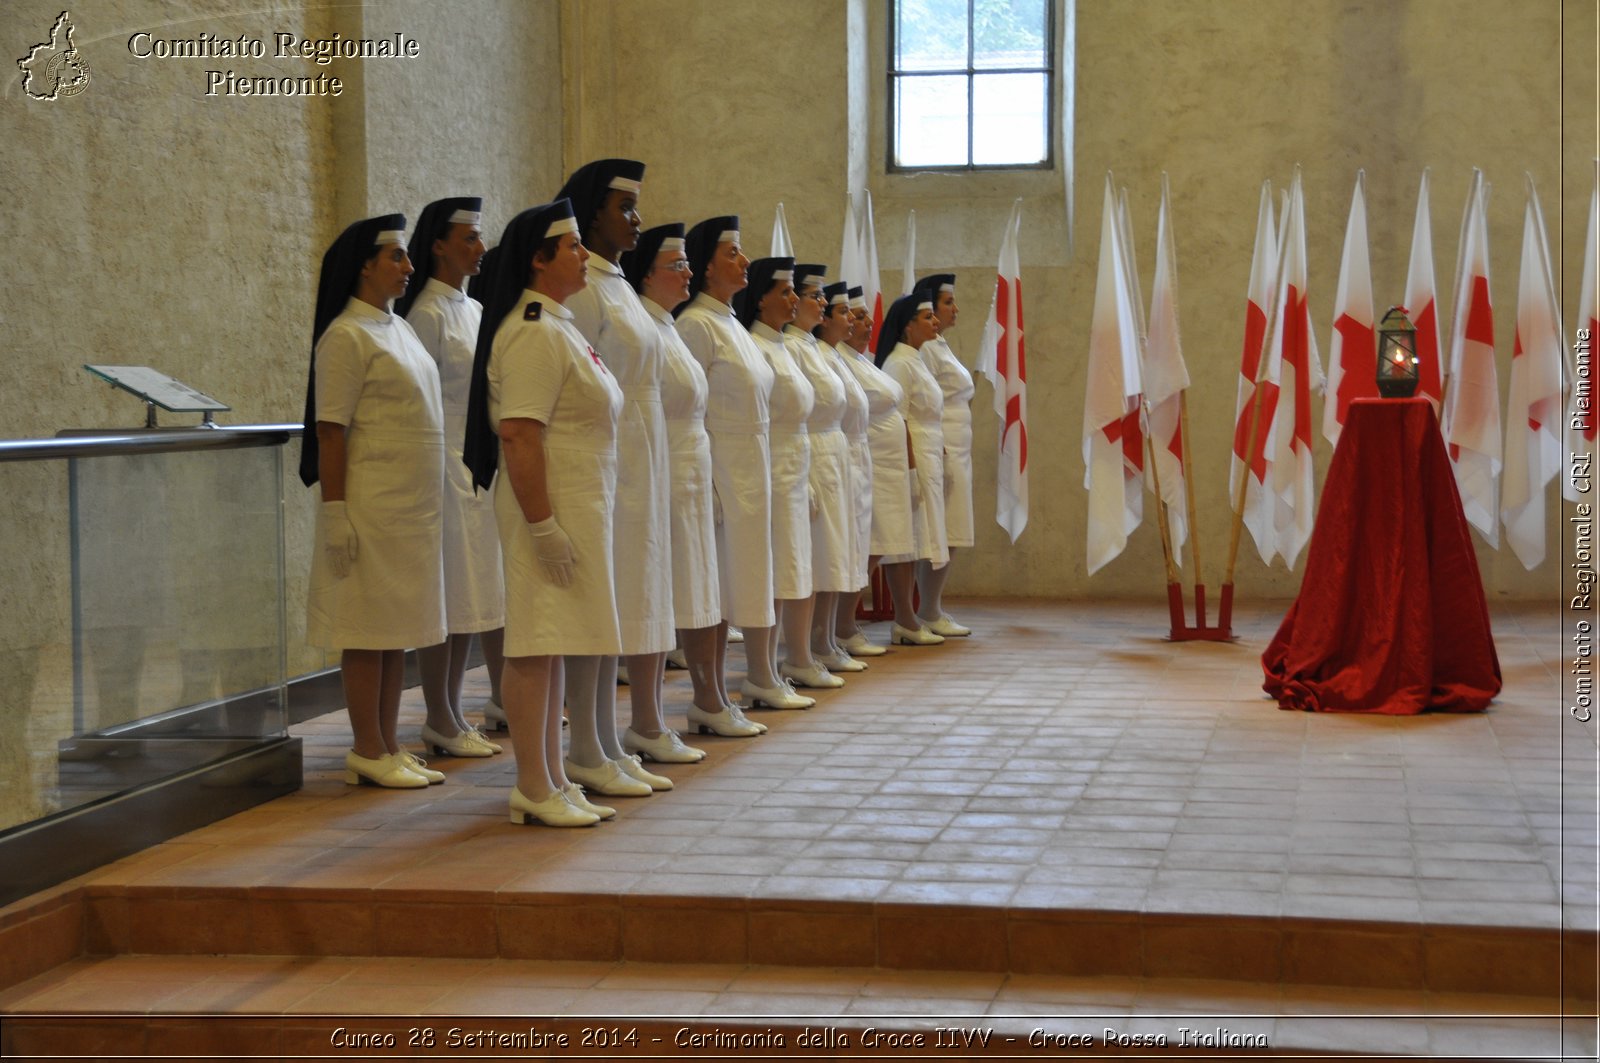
<box><xmin>2</xmin><ymin>599</ymin><xmax>1594</xmax><ymax>1056</ymax></box>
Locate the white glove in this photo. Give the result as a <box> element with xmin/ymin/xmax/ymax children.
<box><xmin>529</xmin><ymin>515</ymin><xmax>575</xmax><ymax>587</ymax></box>
<box><xmin>321</xmin><ymin>501</ymin><xmax>357</xmax><ymax>579</ymax></box>
<box><xmin>712</xmin><ymin>487</ymin><xmax>724</xmax><ymax>526</ymax></box>
<box><xmin>908</xmin><ymin>469</ymin><xmax>923</xmax><ymax>506</ymax></box>
<box><xmin>808</xmin><ymin>484</ymin><xmax>820</xmax><ymax>520</ymax></box>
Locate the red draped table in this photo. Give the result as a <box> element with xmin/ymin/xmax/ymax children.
<box><xmin>1261</xmin><ymin>398</ymin><xmax>1501</xmax><ymax>714</ymax></box>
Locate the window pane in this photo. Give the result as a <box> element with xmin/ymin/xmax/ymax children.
<box><xmin>895</xmin><ymin>75</ymin><xmax>970</xmax><ymax>167</ymax></box>
<box><xmin>972</xmin><ymin>72</ymin><xmax>1047</xmax><ymax>166</ymax></box>
<box><xmin>896</xmin><ymin>0</ymin><xmax>968</xmax><ymax>73</ymax></box>
<box><xmin>973</xmin><ymin>0</ymin><xmax>1048</xmax><ymax>70</ymax></box>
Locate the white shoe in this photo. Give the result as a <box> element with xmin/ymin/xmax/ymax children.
<box><xmin>615</xmin><ymin>754</ymin><xmax>674</xmax><ymax>791</ymax></box>
<box><xmin>510</xmin><ymin>787</ymin><xmax>598</xmax><ymax>827</ymax></box>
<box><xmin>780</xmin><ymin>661</ymin><xmax>844</xmax><ymax>689</ymax></box>
<box><xmin>344</xmin><ymin>750</ymin><xmax>429</xmax><ymax>789</ymax></box>
<box><xmin>740</xmin><ymin>679</ymin><xmax>816</xmax><ymax>710</ymax></box>
<box><xmin>925</xmin><ymin>614</ymin><xmax>971</xmax><ymax>637</ymax></box>
<box><xmin>563</xmin><ymin>757</ymin><xmax>653</xmax><ymax>797</ymax></box>
<box><xmin>463</xmin><ymin>725</ymin><xmax>502</xmax><ymax>754</ymax></box>
<box><xmin>482</xmin><ymin>698</ymin><xmax>509</xmax><ymax>732</ymax></box>
<box><xmin>728</xmin><ymin>703</ymin><xmax>768</xmax><ymax>734</ymax></box>
<box><xmin>686</xmin><ymin>704</ymin><xmax>762</xmax><ymax>737</ymax></box>
<box><xmin>616</xmin><ymin>664</ymin><xmax>630</xmax><ymax>686</ymax></box>
<box><xmin>727</xmin><ymin>626</ymin><xmax>744</xmax><ymax>644</ymax></box>
<box><xmin>890</xmin><ymin>623</ymin><xmax>945</xmax><ymax>646</ymax></box>
<box><xmin>562</xmin><ymin>783</ymin><xmax>616</xmax><ymax>820</ymax></box>
<box><xmin>398</xmin><ymin>751</ymin><xmax>446</xmax><ymax>784</ymax></box>
<box><xmin>421</xmin><ymin>724</ymin><xmax>494</xmax><ymax>758</ymax></box>
<box><xmin>817</xmin><ymin>650</ymin><xmax>868</xmax><ymax>672</ymax></box>
<box><xmin>839</xmin><ymin>631</ymin><xmax>887</xmax><ymax>657</ymax></box>
<box><xmin>664</xmin><ymin>648</ymin><xmax>688</xmax><ymax>669</ymax></box>
<box><xmin>624</xmin><ymin>727</ymin><xmax>706</xmax><ymax>763</ymax></box>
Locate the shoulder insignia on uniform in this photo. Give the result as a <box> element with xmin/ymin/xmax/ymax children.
<box><xmin>523</xmin><ymin>302</ymin><xmax>543</xmax><ymax>321</ymax></box>
<box><xmin>587</xmin><ymin>346</ymin><xmax>607</xmax><ymax>372</ymax></box>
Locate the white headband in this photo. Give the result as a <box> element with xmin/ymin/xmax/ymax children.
<box><xmin>800</xmin><ymin>274</ymin><xmax>827</xmax><ymax>289</ymax></box>
<box><xmin>659</xmin><ymin>237</ymin><xmax>686</xmax><ymax>252</ymax></box>
<box><xmin>375</xmin><ymin>230</ymin><xmax>406</xmax><ymax>249</ymax></box>
<box><xmin>448</xmin><ymin>209</ymin><xmax>482</xmax><ymax>226</ymax></box>
<box><xmin>828</xmin><ymin>292</ymin><xmax>849</xmax><ymax>306</ymax></box>
<box><xmin>718</xmin><ymin>229</ymin><xmax>741</xmax><ymax>244</ymax></box>
<box><xmin>940</xmin><ymin>282</ymin><xmax>955</xmax><ymax>293</ymax></box>
<box><xmin>546</xmin><ymin>216</ymin><xmax>579</xmax><ymax>238</ymax></box>
<box><xmin>849</xmin><ymin>296</ymin><xmax>866</xmax><ymax>310</ymax></box>
<box><xmin>772</xmin><ymin>269</ymin><xmax>794</xmax><ymax>281</ymax></box>
<box><xmin>609</xmin><ymin>176</ymin><xmax>642</xmax><ymax>194</ymax></box>
<box><xmin>916</xmin><ymin>299</ymin><xmax>933</xmax><ymax>311</ymax></box>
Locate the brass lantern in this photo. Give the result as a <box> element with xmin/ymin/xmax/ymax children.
<box><xmin>1376</xmin><ymin>305</ymin><xmax>1419</xmax><ymax>398</ymax></box>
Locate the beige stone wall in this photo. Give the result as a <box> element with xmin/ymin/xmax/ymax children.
<box><xmin>566</xmin><ymin>0</ymin><xmax>1588</xmax><ymax>604</ymax></box>
<box><xmin>0</xmin><ymin>0</ymin><xmax>561</xmax><ymax>827</ymax></box>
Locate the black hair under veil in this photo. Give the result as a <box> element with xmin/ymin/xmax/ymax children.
<box><xmin>298</xmin><ymin>213</ymin><xmax>406</xmax><ymax>487</ymax></box>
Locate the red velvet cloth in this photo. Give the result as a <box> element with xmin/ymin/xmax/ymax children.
<box><xmin>1262</xmin><ymin>398</ymin><xmax>1501</xmax><ymax>714</ymax></box>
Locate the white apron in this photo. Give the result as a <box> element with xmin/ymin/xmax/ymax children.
<box><xmin>882</xmin><ymin>343</ymin><xmax>949</xmax><ymax>568</ymax></box>
<box><xmin>307</xmin><ymin>298</ymin><xmax>447</xmax><ymax>650</ymax></box>
<box><xmin>489</xmin><ymin>292</ymin><xmax>624</xmax><ymax>657</ymax></box>
<box><xmin>830</xmin><ymin>342</ymin><xmax>874</xmax><ymax>589</ymax></box>
<box><xmin>851</xmin><ymin>349</ymin><xmax>915</xmax><ymax>559</ymax></box>
<box><xmin>567</xmin><ymin>258</ymin><xmax>675</xmax><ymax>655</ymax></box>
<box><xmin>753</xmin><ymin>322</ymin><xmax>814</xmax><ymax>601</ymax></box>
<box><xmin>650</xmin><ymin>299</ymin><xmax>721</xmax><ymax>631</ymax></box>
<box><xmin>406</xmin><ymin>278</ymin><xmax>505</xmax><ymax>633</ymax></box>
<box><xmin>788</xmin><ymin>328</ymin><xmax>855</xmax><ymax>593</ymax></box>
<box><xmin>921</xmin><ymin>336</ymin><xmax>976</xmax><ymax>548</ymax></box>
<box><xmin>675</xmin><ymin>293</ymin><xmax>775</xmax><ymax>629</ymax></box>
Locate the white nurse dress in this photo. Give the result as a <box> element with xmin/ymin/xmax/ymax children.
<box><xmin>307</xmin><ymin>297</ymin><xmax>447</xmax><ymax>650</ymax></box>
<box><xmin>675</xmin><ymin>292</ymin><xmax>775</xmax><ymax>629</ymax></box>
<box><xmin>881</xmin><ymin>342</ymin><xmax>949</xmax><ymax>568</ymax></box>
<box><xmin>488</xmin><ymin>292</ymin><xmax>624</xmax><ymax>658</ymax></box>
<box><xmin>786</xmin><ymin>327</ymin><xmax>854</xmax><ymax>594</ymax></box>
<box><xmin>567</xmin><ymin>256</ymin><xmax>675</xmax><ymax>655</ymax></box>
<box><xmin>406</xmin><ymin>277</ymin><xmax>505</xmax><ymax>634</ymax></box>
<box><xmin>648</xmin><ymin>298</ymin><xmax>721</xmax><ymax>631</ymax></box>
<box><xmin>751</xmin><ymin>322</ymin><xmax>814</xmax><ymax>601</ymax></box>
<box><xmin>920</xmin><ymin>335</ymin><xmax>976</xmax><ymax>548</ymax></box>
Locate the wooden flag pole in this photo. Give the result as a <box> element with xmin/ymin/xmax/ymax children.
<box><xmin>1177</xmin><ymin>390</ymin><xmax>1213</xmax><ymax>628</ymax></box>
<box><xmin>1142</xmin><ymin>403</ymin><xmax>1185</xmax><ymax>637</ymax></box>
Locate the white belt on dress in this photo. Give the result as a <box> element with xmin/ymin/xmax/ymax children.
<box><xmin>350</xmin><ymin>425</ymin><xmax>444</xmax><ymax>445</ymax></box>
<box><xmin>705</xmin><ymin>418</ymin><xmax>768</xmax><ymax>436</ymax></box>
<box><xmin>621</xmin><ymin>384</ymin><xmax>663</xmax><ymax>403</ymax></box>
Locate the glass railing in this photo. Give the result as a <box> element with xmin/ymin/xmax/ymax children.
<box><xmin>0</xmin><ymin>426</ymin><xmax>298</xmax><ymax>843</ymax></box>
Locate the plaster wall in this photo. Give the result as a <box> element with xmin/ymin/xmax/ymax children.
<box><xmin>569</xmin><ymin>0</ymin><xmax>1589</xmax><ymax>603</ymax></box>
<box><xmin>0</xmin><ymin>0</ymin><xmax>561</xmax><ymax>828</ymax></box>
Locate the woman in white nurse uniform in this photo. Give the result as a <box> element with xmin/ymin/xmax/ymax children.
<box><xmin>620</xmin><ymin>223</ymin><xmax>722</xmax><ymax>759</ymax></box>
<box><xmin>815</xmin><ymin>282</ymin><xmax>873</xmax><ymax>669</ymax></box>
<box><xmin>784</xmin><ymin>265</ymin><xmax>859</xmax><ymax>682</ymax></box>
<box><xmin>461</xmin><ymin>199</ymin><xmax>624</xmax><ymax>828</ymax></box>
<box><xmin>875</xmin><ymin>293</ymin><xmax>949</xmax><ymax>646</ymax></box>
<box><xmin>736</xmin><ymin>258</ymin><xmax>823</xmax><ymax>710</ymax></box>
<box><xmin>397</xmin><ymin>196</ymin><xmax>505</xmax><ymax>759</ymax></box>
<box><xmin>911</xmin><ymin>273</ymin><xmax>975</xmax><ymax>638</ymax></box>
<box><xmin>300</xmin><ymin>214</ymin><xmax>447</xmax><ymax>790</ymax></box>
<box><xmin>672</xmin><ymin>217</ymin><xmax>772</xmax><ymax>737</ymax></box>
<box><xmin>556</xmin><ymin>159</ymin><xmax>681</xmax><ymax>796</ymax></box>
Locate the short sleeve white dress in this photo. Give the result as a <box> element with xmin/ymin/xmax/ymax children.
<box><xmin>488</xmin><ymin>293</ymin><xmax>625</xmax><ymax>657</ymax></box>
<box><xmin>307</xmin><ymin>297</ymin><xmax>447</xmax><ymax>650</ymax></box>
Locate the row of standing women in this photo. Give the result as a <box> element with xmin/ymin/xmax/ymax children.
<box><xmin>299</xmin><ymin>160</ymin><xmax>977</xmax><ymax>826</ymax></box>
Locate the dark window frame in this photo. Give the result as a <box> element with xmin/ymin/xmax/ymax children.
<box><xmin>887</xmin><ymin>0</ymin><xmax>1056</xmax><ymax>173</ymax></box>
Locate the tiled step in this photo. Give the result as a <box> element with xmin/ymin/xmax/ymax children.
<box><xmin>0</xmin><ymin>953</ymin><xmax>1585</xmax><ymax>1059</ymax></box>
<box><xmin>2</xmin><ymin>879</ymin><xmax>1593</xmax><ymax>1005</ymax></box>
